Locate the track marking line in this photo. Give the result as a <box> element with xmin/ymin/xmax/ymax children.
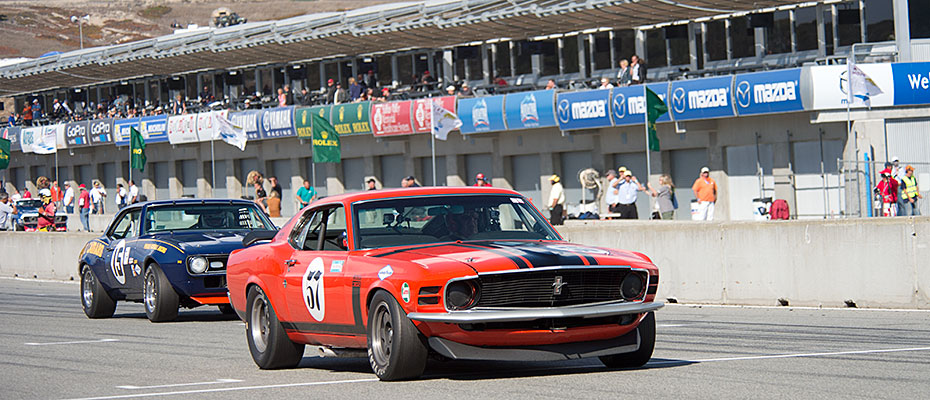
<box><xmin>117</xmin><ymin>379</ymin><xmax>242</xmax><ymax>390</ymax></box>
<box><xmin>649</xmin><ymin>345</ymin><xmax>930</xmax><ymax>365</ymax></box>
<box><xmin>25</xmin><ymin>339</ymin><xmax>119</xmax><ymax>346</ymax></box>
<box><xmin>665</xmin><ymin>303</ymin><xmax>930</xmax><ymax>313</ymax></box>
<box><xmin>657</xmin><ymin>324</ymin><xmax>693</xmax><ymax>328</ymax></box>
<box><xmin>0</xmin><ymin>276</ymin><xmax>79</xmax><ymax>285</ymax></box>
<box><xmin>62</xmin><ymin>378</ymin><xmax>379</xmax><ymax>400</ymax></box>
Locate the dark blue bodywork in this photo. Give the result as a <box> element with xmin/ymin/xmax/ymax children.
<box><xmin>78</xmin><ymin>199</ymin><xmax>274</xmax><ymax>306</ymax></box>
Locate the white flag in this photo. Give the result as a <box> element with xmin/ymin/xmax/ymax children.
<box><xmin>213</xmin><ymin>112</ymin><xmax>247</xmax><ymax>151</ymax></box>
<box><xmin>431</xmin><ymin>99</ymin><xmax>462</xmax><ymax>141</ymax></box>
<box><xmin>849</xmin><ymin>62</ymin><xmax>883</xmax><ymax>107</ymax></box>
<box><xmin>33</xmin><ymin>126</ymin><xmax>58</xmax><ymax>154</ymax></box>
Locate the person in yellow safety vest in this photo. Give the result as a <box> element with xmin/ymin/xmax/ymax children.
<box><xmin>900</xmin><ymin>165</ymin><xmax>922</xmax><ymax>216</ymax></box>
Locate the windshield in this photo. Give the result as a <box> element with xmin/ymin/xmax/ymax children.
<box><xmin>144</xmin><ymin>204</ymin><xmax>274</xmax><ymax>233</ymax></box>
<box><xmin>354</xmin><ymin>195</ymin><xmax>559</xmax><ymax>249</ymax></box>
<box><xmin>16</xmin><ymin>200</ymin><xmax>43</xmax><ymax>208</ymax></box>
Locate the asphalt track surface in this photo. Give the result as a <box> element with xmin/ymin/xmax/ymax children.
<box><xmin>3</xmin><ymin>277</ymin><xmax>930</xmax><ymax>400</ymax></box>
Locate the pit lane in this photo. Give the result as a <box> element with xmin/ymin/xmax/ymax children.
<box><xmin>3</xmin><ymin>277</ymin><xmax>929</xmax><ymax>399</ymax></box>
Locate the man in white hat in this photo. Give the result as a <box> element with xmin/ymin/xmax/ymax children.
<box><xmin>548</xmin><ymin>175</ymin><xmax>565</xmax><ymax>225</ymax></box>
<box><xmin>692</xmin><ymin>167</ymin><xmax>717</xmax><ymax>220</ymax></box>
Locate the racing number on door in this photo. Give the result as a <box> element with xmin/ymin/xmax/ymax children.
<box><xmin>302</xmin><ymin>257</ymin><xmax>326</xmax><ymax>321</ymax></box>
<box><xmin>110</xmin><ymin>239</ymin><xmax>130</xmax><ymax>285</ymax></box>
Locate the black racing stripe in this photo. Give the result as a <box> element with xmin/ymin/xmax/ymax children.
<box><xmin>452</xmin><ymin>243</ymin><xmax>529</xmax><ymax>269</ymax></box>
<box><xmin>281</xmin><ymin>321</ymin><xmax>366</xmax><ymax>335</ymax></box>
<box><xmin>351</xmin><ymin>280</ymin><xmax>364</xmax><ymax>330</ymax></box>
<box><xmin>370</xmin><ymin>243</ymin><xmax>457</xmax><ymax>258</ymax></box>
<box><xmin>474</xmin><ymin>242</ymin><xmax>586</xmax><ymax>268</ymax></box>
<box><xmin>582</xmin><ymin>255</ymin><xmax>599</xmax><ymax>265</ymax></box>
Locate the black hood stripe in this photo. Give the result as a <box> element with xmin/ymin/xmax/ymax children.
<box><xmin>452</xmin><ymin>243</ymin><xmax>530</xmax><ymax>269</ymax></box>
<box><xmin>469</xmin><ymin>242</ymin><xmax>587</xmax><ymax>268</ymax></box>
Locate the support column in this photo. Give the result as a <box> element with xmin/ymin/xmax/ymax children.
<box><xmin>197</xmin><ymin>160</ymin><xmax>211</xmax><ymax>199</ymax></box>
<box><xmin>168</xmin><ymin>161</ymin><xmax>183</xmax><ymax>199</ymax></box>
<box><xmin>816</xmin><ymin>4</ymin><xmax>827</xmax><ymax>58</ymax></box>
<box><xmin>893</xmin><ymin>0</ymin><xmax>912</xmax><ymax>62</ymax></box>
<box><xmin>289</xmin><ymin>157</ymin><xmax>303</xmax><ymax>214</ymax></box>
<box><xmin>754</xmin><ymin>27</ymin><xmax>766</xmax><ymax>58</ymax></box>
<box><xmin>254</xmin><ymin>69</ymin><xmax>262</xmax><ymax>96</ymax></box>
<box><xmin>442</xmin><ymin>50</ymin><xmax>454</xmax><ymax>86</ymax></box>
<box><xmin>688</xmin><ymin>23</ymin><xmax>699</xmax><ymax>72</ymax></box>
<box><xmin>490</xmin><ymin>138</ymin><xmax>510</xmax><ymax>189</ymax></box>
<box><xmin>706</xmin><ymin>132</ymin><xmax>728</xmax><ymax>220</ymax></box>
<box><xmin>326</xmin><ymin>163</ymin><xmax>345</xmax><ymax>195</ymax></box>
<box><xmin>481</xmin><ymin>44</ymin><xmax>491</xmax><ymax>83</ymax></box>
<box><xmin>445</xmin><ymin>155</ymin><xmax>465</xmax><ymax>187</ymax></box>
<box><xmin>226</xmin><ymin>159</ymin><xmax>243</xmax><ymax>200</ymax></box>
<box><xmin>634</xmin><ymin>29</ymin><xmax>645</xmax><ymax>60</ymax></box>
<box><xmin>772</xmin><ymin>132</ymin><xmax>797</xmax><ymax>218</ymax></box>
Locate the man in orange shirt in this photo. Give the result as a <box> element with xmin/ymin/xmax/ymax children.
<box><xmin>692</xmin><ymin>167</ymin><xmax>717</xmax><ymax>220</ymax></box>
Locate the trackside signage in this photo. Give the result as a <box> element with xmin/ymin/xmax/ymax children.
<box><xmin>504</xmin><ymin>90</ymin><xmax>557</xmax><ymax>130</ymax></box>
<box><xmin>2</xmin><ymin>126</ymin><xmax>20</xmax><ymax>151</ymax></box>
<box><xmin>459</xmin><ymin>95</ymin><xmax>506</xmax><ymax>134</ymax></box>
<box><xmin>260</xmin><ymin>106</ymin><xmax>295</xmax><ymax>138</ymax></box>
<box><xmin>330</xmin><ymin>102</ymin><xmax>372</xmax><ymax>135</ymax></box>
<box><xmin>113</xmin><ymin>118</ymin><xmax>139</xmax><ymax>146</ymax></box>
<box><xmin>372</xmin><ymin>100</ymin><xmax>414</xmax><ymax>136</ymax></box>
<box><xmin>167</xmin><ymin>114</ymin><xmax>197</xmax><ymax>144</ymax></box>
<box><xmin>88</xmin><ymin>119</ymin><xmax>113</xmax><ymax>145</ymax></box>
<box><xmin>229</xmin><ymin>110</ymin><xmax>262</xmax><ymax>140</ymax></box>
<box><xmin>138</xmin><ymin>115</ymin><xmax>169</xmax><ymax>143</ymax></box>
<box><xmin>412</xmin><ymin>96</ymin><xmax>456</xmax><ymax>134</ymax></box>
<box><xmin>733</xmin><ymin>69</ymin><xmax>803</xmax><ymax>115</ymax></box>
<box><xmin>891</xmin><ymin>62</ymin><xmax>930</xmax><ymax>106</ymax></box>
<box><xmin>809</xmin><ymin>64</ymin><xmax>894</xmax><ymax>109</ymax></box>
<box><xmin>64</xmin><ymin>121</ymin><xmax>90</xmax><ymax>147</ymax></box>
<box><xmin>668</xmin><ymin>76</ymin><xmax>735</xmax><ymax>121</ymax></box>
<box><xmin>556</xmin><ymin>89</ymin><xmax>612</xmax><ymax>130</ymax></box>
<box><xmin>611</xmin><ymin>83</ymin><xmax>671</xmax><ymax>126</ymax></box>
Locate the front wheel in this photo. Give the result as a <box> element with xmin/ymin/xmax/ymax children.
<box><xmin>143</xmin><ymin>265</ymin><xmax>179</xmax><ymax>322</ymax></box>
<box><xmin>599</xmin><ymin>311</ymin><xmax>656</xmax><ymax>368</ymax></box>
<box><xmin>367</xmin><ymin>290</ymin><xmax>428</xmax><ymax>381</ymax></box>
<box><xmin>81</xmin><ymin>265</ymin><xmax>116</xmax><ymax>318</ymax></box>
<box><xmin>246</xmin><ymin>286</ymin><xmax>304</xmax><ymax>369</ymax></box>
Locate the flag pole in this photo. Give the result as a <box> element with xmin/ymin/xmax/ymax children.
<box><xmin>643</xmin><ymin>85</ymin><xmax>652</xmax><ymax>189</ymax></box>
<box><xmin>847</xmin><ymin>47</ymin><xmax>857</xmax><ymax>217</ymax></box>
<box><xmin>430</xmin><ymin>95</ymin><xmax>437</xmax><ymax>186</ymax></box>
<box><xmin>128</xmin><ymin>134</ymin><xmax>131</xmax><ymax>190</ymax></box>
<box><xmin>210</xmin><ymin>130</ymin><xmax>216</xmax><ymax>198</ymax></box>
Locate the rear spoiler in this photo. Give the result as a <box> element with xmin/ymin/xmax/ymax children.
<box><xmin>242</xmin><ymin>230</ymin><xmax>278</xmax><ymax>247</ymax></box>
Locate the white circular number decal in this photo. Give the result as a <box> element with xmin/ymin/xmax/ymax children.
<box><xmin>302</xmin><ymin>257</ymin><xmax>326</xmax><ymax>322</ymax></box>
<box><xmin>110</xmin><ymin>240</ymin><xmax>129</xmax><ymax>285</ymax></box>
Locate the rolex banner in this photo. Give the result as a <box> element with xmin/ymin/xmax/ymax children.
<box><xmin>311</xmin><ymin>113</ymin><xmax>341</xmax><ymax>163</ymax></box>
<box><xmin>0</xmin><ymin>137</ymin><xmax>10</xmax><ymax>170</ymax></box>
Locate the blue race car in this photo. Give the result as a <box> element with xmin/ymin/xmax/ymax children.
<box><xmin>78</xmin><ymin>199</ymin><xmax>277</xmax><ymax>322</ymax></box>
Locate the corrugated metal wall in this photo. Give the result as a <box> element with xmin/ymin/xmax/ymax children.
<box><xmin>885</xmin><ymin>118</ymin><xmax>930</xmax><ymax>215</ymax></box>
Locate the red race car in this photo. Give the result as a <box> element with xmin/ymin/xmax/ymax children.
<box><xmin>227</xmin><ymin>187</ymin><xmax>662</xmax><ymax>380</ymax></box>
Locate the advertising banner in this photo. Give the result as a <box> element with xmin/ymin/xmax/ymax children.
<box><xmin>668</xmin><ymin>76</ymin><xmax>735</xmax><ymax>121</ymax></box>
<box><xmin>412</xmin><ymin>96</ymin><xmax>456</xmax><ymax>133</ymax></box>
<box><xmin>330</xmin><ymin>102</ymin><xmax>372</xmax><ymax>135</ymax></box>
<box><xmin>372</xmin><ymin>100</ymin><xmax>414</xmax><ymax>137</ymax></box>
<box><xmin>87</xmin><ymin>119</ymin><xmax>114</xmax><ymax>145</ymax></box>
<box><xmin>20</xmin><ymin>127</ymin><xmax>41</xmax><ymax>153</ymax></box>
<box><xmin>259</xmin><ymin>106</ymin><xmax>295</xmax><ymax>138</ymax></box>
<box><xmin>34</xmin><ymin>125</ymin><xmax>62</xmax><ymax>154</ymax></box>
<box><xmin>504</xmin><ymin>89</ymin><xmax>557</xmax><ymax>130</ymax></box>
<box><xmin>610</xmin><ymin>83</ymin><xmax>671</xmax><ymax>126</ymax></box>
<box><xmin>138</xmin><ymin>115</ymin><xmax>169</xmax><ymax>143</ymax></box>
<box><xmin>229</xmin><ymin>110</ymin><xmax>262</xmax><ymax>140</ymax></box>
<box><xmin>167</xmin><ymin>114</ymin><xmax>198</xmax><ymax>144</ymax></box>
<box><xmin>113</xmin><ymin>118</ymin><xmax>140</xmax><ymax>146</ymax></box>
<box><xmin>733</xmin><ymin>69</ymin><xmax>803</xmax><ymax>116</ymax></box>
<box><xmin>458</xmin><ymin>95</ymin><xmax>506</xmax><ymax>134</ymax></box>
<box><xmin>809</xmin><ymin>63</ymin><xmax>894</xmax><ymax>109</ymax></box>
<box><xmin>196</xmin><ymin>110</ymin><xmax>229</xmax><ymax>142</ymax></box>
<box><xmin>48</xmin><ymin>124</ymin><xmax>66</xmax><ymax>150</ymax></box>
<box><xmin>1</xmin><ymin>126</ymin><xmax>20</xmax><ymax>151</ymax></box>
<box><xmin>891</xmin><ymin>62</ymin><xmax>930</xmax><ymax>106</ymax></box>
<box><xmin>64</xmin><ymin>121</ymin><xmax>90</xmax><ymax>147</ymax></box>
<box><xmin>555</xmin><ymin>89</ymin><xmax>612</xmax><ymax>130</ymax></box>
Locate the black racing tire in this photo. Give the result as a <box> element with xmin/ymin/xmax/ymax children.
<box><xmin>143</xmin><ymin>264</ymin><xmax>179</xmax><ymax>322</ymax></box>
<box><xmin>80</xmin><ymin>265</ymin><xmax>116</xmax><ymax>319</ymax></box>
<box><xmin>246</xmin><ymin>285</ymin><xmax>305</xmax><ymax>369</ymax></box>
<box><xmin>599</xmin><ymin>311</ymin><xmax>656</xmax><ymax>369</ymax></box>
<box><xmin>367</xmin><ymin>290</ymin><xmax>428</xmax><ymax>381</ymax></box>
<box><xmin>218</xmin><ymin>304</ymin><xmax>236</xmax><ymax>315</ymax></box>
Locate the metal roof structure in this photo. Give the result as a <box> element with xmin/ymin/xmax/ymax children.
<box><xmin>0</xmin><ymin>0</ymin><xmax>796</xmax><ymax>96</ymax></box>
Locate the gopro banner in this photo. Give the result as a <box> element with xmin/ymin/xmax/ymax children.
<box><xmin>891</xmin><ymin>62</ymin><xmax>930</xmax><ymax>106</ymax></box>
<box><xmin>88</xmin><ymin>119</ymin><xmax>113</xmax><ymax>145</ymax></box>
<box><xmin>260</xmin><ymin>106</ymin><xmax>295</xmax><ymax>138</ymax></box>
<box><xmin>556</xmin><ymin>89</ymin><xmax>612</xmax><ymax>131</ymax></box>
<box><xmin>459</xmin><ymin>95</ymin><xmax>506</xmax><ymax>134</ymax></box>
<box><xmin>229</xmin><ymin>110</ymin><xmax>262</xmax><ymax>140</ymax></box>
<box><xmin>372</xmin><ymin>100</ymin><xmax>414</xmax><ymax>137</ymax></box>
<box><xmin>505</xmin><ymin>89</ymin><xmax>557</xmax><ymax>130</ymax></box>
<box><xmin>610</xmin><ymin>83</ymin><xmax>672</xmax><ymax>126</ymax></box>
<box><xmin>167</xmin><ymin>114</ymin><xmax>198</xmax><ymax>144</ymax></box>
<box><xmin>64</xmin><ymin>121</ymin><xmax>90</xmax><ymax>147</ymax></box>
<box><xmin>138</xmin><ymin>115</ymin><xmax>169</xmax><ymax>143</ymax></box>
<box><xmin>733</xmin><ymin>69</ymin><xmax>803</xmax><ymax>116</ymax></box>
<box><xmin>668</xmin><ymin>76</ymin><xmax>735</xmax><ymax>121</ymax></box>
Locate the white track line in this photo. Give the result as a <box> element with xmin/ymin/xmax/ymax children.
<box><xmin>649</xmin><ymin>345</ymin><xmax>930</xmax><ymax>365</ymax></box>
<box><xmin>665</xmin><ymin>303</ymin><xmax>930</xmax><ymax>313</ymax></box>
<box><xmin>25</xmin><ymin>339</ymin><xmax>119</xmax><ymax>346</ymax></box>
<box><xmin>117</xmin><ymin>379</ymin><xmax>243</xmax><ymax>390</ymax></box>
<box><xmin>62</xmin><ymin>378</ymin><xmax>380</xmax><ymax>400</ymax></box>
<box><xmin>0</xmin><ymin>276</ymin><xmax>78</xmax><ymax>285</ymax></box>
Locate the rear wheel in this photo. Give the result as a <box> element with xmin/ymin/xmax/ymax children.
<box><xmin>599</xmin><ymin>311</ymin><xmax>656</xmax><ymax>369</ymax></box>
<box><xmin>81</xmin><ymin>265</ymin><xmax>116</xmax><ymax>319</ymax></box>
<box><xmin>143</xmin><ymin>264</ymin><xmax>179</xmax><ymax>322</ymax></box>
<box><xmin>367</xmin><ymin>290</ymin><xmax>428</xmax><ymax>381</ymax></box>
<box><xmin>246</xmin><ymin>286</ymin><xmax>304</xmax><ymax>369</ymax></box>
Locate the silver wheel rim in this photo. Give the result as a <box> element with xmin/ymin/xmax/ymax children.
<box><xmin>250</xmin><ymin>294</ymin><xmax>270</xmax><ymax>353</ymax></box>
<box><xmin>81</xmin><ymin>269</ymin><xmax>94</xmax><ymax>309</ymax></box>
<box><xmin>144</xmin><ymin>270</ymin><xmax>157</xmax><ymax>313</ymax></box>
<box><xmin>370</xmin><ymin>302</ymin><xmax>393</xmax><ymax>366</ymax></box>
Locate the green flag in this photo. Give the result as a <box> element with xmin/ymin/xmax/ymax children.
<box><xmin>645</xmin><ymin>87</ymin><xmax>667</xmax><ymax>152</ymax></box>
<box><xmin>311</xmin><ymin>113</ymin><xmax>341</xmax><ymax>163</ymax></box>
<box><xmin>130</xmin><ymin>127</ymin><xmax>146</xmax><ymax>172</ymax></box>
<box><xmin>0</xmin><ymin>137</ymin><xmax>10</xmax><ymax>170</ymax></box>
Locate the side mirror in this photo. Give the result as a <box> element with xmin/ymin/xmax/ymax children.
<box><xmin>242</xmin><ymin>230</ymin><xmax>278</xmax><ymax>247</ymax></box>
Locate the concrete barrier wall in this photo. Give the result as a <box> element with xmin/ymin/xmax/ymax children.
<box><xmin>62</xmin><ymin>214</ymin><xmax>292</xmax><ymax>233</ymax></box>
<box><xmin>559</xmin><ymin>217</ymin><xmax>930</xmax><ymax>309</ymax></box>
<box><xmin>0</xmin><ymin>232</ymin><xmax>98</xmax><ymax>280</ymax></box>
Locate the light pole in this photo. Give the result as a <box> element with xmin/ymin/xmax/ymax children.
<box><xmin>71</xmin><ymin>15</ymin><xmax>90</xmax><ymax>49</ymax></box>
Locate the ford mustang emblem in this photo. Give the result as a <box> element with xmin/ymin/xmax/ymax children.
<box><xmin>552</xmin><ymin>276</ymin><xmax>567</xmax><ymax>295</ymax></box>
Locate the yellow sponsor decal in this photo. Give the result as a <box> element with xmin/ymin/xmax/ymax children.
<box><xmin>84</xmin><ymin>241</ymin><xmax>105</xmax><ymax>258</ymax></box>
<box><xmin>143</xmin><ymin>243</ymin><xmax>168</xmax><ymax>253</ymax></box>
<box><xmin>312</xmin><ymin>138</ymin><xmax>339</xmax><ymax>147</ymax></box>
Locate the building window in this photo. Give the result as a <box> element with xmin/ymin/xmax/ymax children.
<box><xmin>645</xmin><ymin>28</ymin><xmax>667</xmax><ymax>68</ymax></box>
<box><xmin>613</xmin><ymin>29</ymin><xmax>635</xmax><ymax>64</ymax></box>
<box><xmin>864</xmin><ymin>0</ymin><xmax>894</xmax><ymax>42</ymax></box>
<box><xmin>396</xmin><ymin>54</ymin><xmax>414</xmax><ymax>84</ymax></box>
<box><xmin>666</xmin><ymin>25</ymin><xmax>689</xmax><ymax>66</ymax></box>
<box><xmin>540</xmin><ymin>40</ymin><xmax>559</xmax><ymax>76</ymax></box>
<box><xmin>593</xmin><ymin>32</ymin><xmax>612</xmax><ymax>70</ymax></box>
<box><xmin>910</xmin><ymin>0</ymin><xmax>930</xmax><ymax>39</ymax></box>
<box><xmin>836</xmin><ymin>2</ymin><xmax>862</xmax><ymax>47</ymax></box>
<box><xmin>705</xmin><ymin>21</ymin><xmax>727</xmax><ymax>61</ymax></box>
<box><xmin>765</xmin><ymin>11</ymin><xmax>792</xmax><ymax>54</ymax></box>
<box><xmin>795</xmin><ymin>7</ymin><xmax>818</xmax><ymax>51</ymax></box>
<box><xmin>513</xmin><ymin>40</ymin><xmax>532</xmax><ymax>75</ymax></box>
<box><xmin>730</xmin><ymin>16</ymin><xmax>755</xmax><ymax>58</ymax></box>
<box><xmin>562</xmin><ymin>35</ymin><xmax>580</xmax><ymax>74</ymax></box>
<box><xmin>494</xmin><ymin>43</ymin><xmax>512</xmax><ymax>78</ymax></box>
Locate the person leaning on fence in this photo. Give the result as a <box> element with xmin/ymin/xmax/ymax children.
<box><xmin>900</xmin><ymin>165</ymin><xmax>922</xmax><ymax>216</ymax></box>
<box><xmin>876</xmin><ymin>172</ymin><xmax>898</xmax><ymax>217</ymax></box>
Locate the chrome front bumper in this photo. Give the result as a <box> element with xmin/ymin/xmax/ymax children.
<box><xmin>407</xmin><ymin>301</ymin><xmax>663</xmax><ymax>323</ymax></box>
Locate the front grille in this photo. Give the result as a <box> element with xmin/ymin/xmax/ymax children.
<box><xmin>475</xmin><ymin>267</ymin><xmax>637</xmax><ymax>308</ymax></box>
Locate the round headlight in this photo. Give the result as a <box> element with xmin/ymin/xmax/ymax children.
<box><xmin>189</xmin><ymin>256</ymin><xmax>208</xmax><ymax>274</ymax></box>
<box><xmin>620</xmin><ymin>273</ymin><xmax>645</xmax><ymax>300</ymax></box>
<box><xmin>445</xmin><ymin>280</ymin><xmax>480</xmax><ymax>310</ymax></box>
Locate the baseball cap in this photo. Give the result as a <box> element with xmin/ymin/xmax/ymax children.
<box><xmin>892</xmin><ymin>156</ymin><xmax>900</xmax><ymax>162</ymax></box>
<box><xmin>906</xmin><ymin>165</ymin><xmax>915</xmax><ymax>172</ymax></box>
<box><xmin>327</xmin><ymin>79</ymin><xmax>334</xmax><ymax>84</ymax></box>
<box><xmin>618</xmin><ymin>166</ymin><xmax>627</xmax><ymax>173</ymax></box>
<box><xmin>701</xmin><ymin>167</ymin><xmax>710</xmax><ymax>173</ymax></box>
<box><xmin>623</xmin><ymin>170</ymin><xmax>632</xmax><ymax>177</ymax></box>
<box><xmin>79</xmin><ymin>184</ymin><xmax>86</xmax><ymax>189</ymax></box>
<box><xmin>549</xmin><ymin>174</ymin><xmax>560</xmax><ymax>183</ymax></box>
<box><xmin>447</xmin><ymin>85</ymin><xmax>456</xmax><ymax>91</ymax></box>
<box><xmin>476</xmin><ymin>173</ymin><xmax>485</xmax><ymax>180</ymax></box>
<box><xmin>404</xmin><ymin>175</ymin><xmax>415</xmax><ymax>181</ymax></box>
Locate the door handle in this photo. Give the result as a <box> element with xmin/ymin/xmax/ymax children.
<box><xmin>284</xmin><ymin>259</ymin><xmax>297</xmax><ymax>267</ymax></box>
